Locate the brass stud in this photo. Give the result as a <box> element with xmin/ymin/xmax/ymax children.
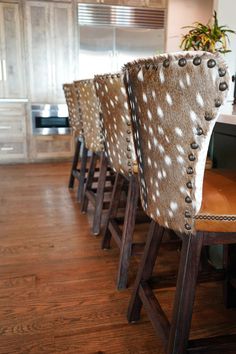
<box><xmin>205</xmin><ymin>113</ymin><xmax>213</xmax><ymax>121</ymax></box>
<box><xmin>185</xmin><ymin>211</ymin><xmax>191</xmax><ymax>218</ymax></box>
<box><xmin>163</xmin><ymin>59</ymin><xmax>170</xmax><ymax>68</ymax></box>
<box><xmin>218</xmin><ymin>68</ymin><xmax>226</xmax><ymax>77</ymax></box>
<box><xmin>178</xmin><ymin>58</ymin><xmax>187</xmax><ymax>67</ymax></box>
<box><xmin>207</xmin><ymin>59</ymin><xmax>216</xmax><ymax>68</ymax></box>
<box><xmin>126</xmin><ymin>137</ymin><xmax>130</xmax><ymax>143</ymax></box>
<box><xmin>185</xmin><ymin>196</ymin><xmax>192</xmax><ymax>203</ymax></box>
<box><xmin>188</xmin><ymin>154</ymin><xmax>195</xmax><ymax>161</ymax></box>
<box><xmin>196</xmin><ymin>127</ymin><xmax>203</xmax><ymax>136</ymax></box>
<box><xmin>219</xmin><ymin>82</ymin><xmax>228</xmax><ymax>91</ymax></box>
<box><xmin>187</xmin><ymin>167</ymin><xmax>193</xmax><ymax>174</ymax></box>
<box><xmin>215</xmin><ymin>99</ymin><xmax>221</xmax><ymax>108</ymax></box>
<box><xmin>185</xmin><ymin>223</ymin><xmax>191</xmax><ymax>230</ymax></box>
<box><xmin>186</xmin><ymin>181</ymin><xmax>193</xmax><ymax>189</ymax></box>
<box><xmin>191</xmin><ymin>142</ymin><xmax>199</xmax><ymax>149</ymax></box>
<box><xmin>193</xmin><ymin>56</ymin><xmax>201</xmax><ymax>66</ymax></box>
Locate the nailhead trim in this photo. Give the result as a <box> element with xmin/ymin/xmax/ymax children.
<box><xmin>191</xmin><ymin>142</ymin><xmax>199</xmax><ymax>149</ymax></box>
<box><xmin>163</xmin><ymin>59</ymin><xmax>170</xmax><ymax>68</ymax></box>
<box><xmin>193</xmin><ymin>56</ymin><xmax>201</xmax><ymax>66</ymax></box>
<box><xmin>195</xmin><ymin>214</ymin><xmax>236</xmax><ymax>221</ymax></box>
<box><xmin>185</xmin><ymin>196</ymin><xmax>192</xmax><ymax>203</ymax></box>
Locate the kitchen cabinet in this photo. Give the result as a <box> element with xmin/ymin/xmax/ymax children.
<box><xmin>32</xmin><ymin>135</ymin><xmax>74</xmax><ymax>161</ymax></box>
<box><xmin>0</xmin><ymin>103</ymin><xmax>27</xmax><ymax>162</ymax></box>
<box><xmin>25</xmin><ymin>1</ymin><xmax>74</xmax><ymax>103</ymax></box>
<box><xmin>0</xmin><ymin>2</ymin><xmax>25</xmax><ymax>98</ymax></box>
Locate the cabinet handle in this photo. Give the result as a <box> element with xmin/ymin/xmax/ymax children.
<box><xmin>1</xmin><ymin>146</ymin><xmax>14</xmax><ymax>151</ymax></box>
<box><xmin>2</xmin><ymin>59</ymin><xmax>6</xmax><ymax>81</ymax></box>
<box><xmin>0</xmin><ymin>60</ymin><xmax>2</xmax><ymax>81</ymax></box>
<box><xmin>0</xmin><ymin>125</ymin><xmax>12</xmax><ymax>130</ymax></box>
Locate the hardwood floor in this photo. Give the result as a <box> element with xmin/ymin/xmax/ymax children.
<box><xmin>0</xmin><ymin>162</ymin><xmax>235</xmax><ymax>354</ymax></box>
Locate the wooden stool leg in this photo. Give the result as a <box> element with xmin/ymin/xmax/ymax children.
<box><xmin>81</xmin><ymin>152</ymin><xmax>98</xmax><ymax>213</ymax></box>
<box><xmin>167</xmin><ymin>232</ymin><xmax>203</xmax><ymax>354</ymax></box>
<box><xmin>68</xmin><ymin>137</ymin><xmax>81</xmax><ymax>189</ymax></box>
<box><xmin>223</xmin><ymin>244</ymin><xmax>236</xmax><ymax>308</ymax></box>
<box><xmin>92</xmin><ymin>152</ymin><xmax>108</xmax><ymax>235</ymax></box>
<box><xmin>116</xmin><ymin>175</ymin><xmax>139</xmax><ymax>290</ymax></box>
<box><xmin>127</xmin><ymin>221</ymin><xmax>164</xmax><ymax>322</ymax></box>
<box><xmin>102</xmin><ymin>173</ymin><xmax>125</xmax><ymax>249</ymax></box>
<box><xmin>77</xmin><ymin>144</ymin><xmax>88</xmax><ymax>203</ymax></box>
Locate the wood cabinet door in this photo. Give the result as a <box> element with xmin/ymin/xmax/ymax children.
<box><xmin>26</xmin><ymin>1</ymin><xmax>73</xmax><ymax>103</ymax></box>
<box><xmin>26</xmin><ymin>1</ymin><xmax>52</xmax><ymax>102</ymax></box>
<box><xmin>51</xmin><ymin>2</ymin><xmax>73</xmax><ymax>102</ymax></box>
<box><xmin>0</xmin><ymin>3</ymin><xmax>25</xmax><ymax>98</ymax></box>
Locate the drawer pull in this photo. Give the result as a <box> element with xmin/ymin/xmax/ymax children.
<box><xmin>0</xmin><ymin>125</ymin><xmax>11</xmax><ymax>130</ymax></box>
<box><xmin>1</xmin><ymin>146</ymin><xmax>14</xmax><ymax>151</ymax></box>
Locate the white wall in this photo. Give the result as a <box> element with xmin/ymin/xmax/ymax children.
<box><xmin>165</xmin><ymin>0</ymin><xmax>214</xmax><ymax>52</ymax></box>
<box><xmin>214</xmin><ymin>0</ymin><xmax>236</xmax><ymax>100</ymax></box>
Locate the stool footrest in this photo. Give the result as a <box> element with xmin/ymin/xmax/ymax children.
<box><xmin>149</xmin><ymin>269</ymin><xmax>225</xmax><ymax>290</ymax></box>
<box><xmin>109</xmin><ymin>219</ymin><xmax>122</xmax><ymax>248</ymax></box>
<box><xmin>139</xmin><ymin>281</ymin><xmax>170</xmax><ymax>345</ymax></box>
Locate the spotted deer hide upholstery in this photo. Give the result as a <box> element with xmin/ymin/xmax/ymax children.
<box><xmin>94</xmin><ymin>73</ymin><xmax>136</xmax><ymax>176</ymax></box>
<box><xmin>63</xmin><ymin>83</ymin><xmax>83</xmax><ymax>137</ymax></box>
<box><xmin>124</xmin><ymin>51</ymin><xmax>230</xmax><ymax>234</ymax></box>
<box><xmin>74</xmin><ymin>79</ymin><xmax>104</xmax><ymax>152</ymax></box>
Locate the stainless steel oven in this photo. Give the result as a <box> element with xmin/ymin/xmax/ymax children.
<box><xmin>31</xmin><ymin>104</ymin><xmax>71</xmax><ymax>135</ymax></box>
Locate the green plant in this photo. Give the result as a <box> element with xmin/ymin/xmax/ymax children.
<box><xmin>180</xmin><ymin>11</ymin><xmax>235</xmax><ymax>53</ymax></box>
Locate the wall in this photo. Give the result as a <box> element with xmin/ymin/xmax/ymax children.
<box><xmin>214</xmin><ymin>0</ymin><xmax>236</xmax><ymax>100</ymax></box>
<box><xmin>165</xmin><ymin>0</ymin><xmax>214</xmax><ymax>52</ymax></box>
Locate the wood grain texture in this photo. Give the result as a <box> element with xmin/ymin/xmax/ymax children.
<box><xmin>0</xmin><ymin>162</ymin><xmax>236</xmax><ymax>353</ymax></box>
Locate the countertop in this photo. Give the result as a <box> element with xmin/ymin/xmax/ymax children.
<box><xmin>218</xmin><ymin>101</ymin><xmax>236</xmax><ymax>125</ymax></box>
<box><xmin>0</xmin><ymin>98</ymin><xmax>28</xmax><ymax>103</ymax></box>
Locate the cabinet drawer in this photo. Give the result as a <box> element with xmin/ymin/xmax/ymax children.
<box><xmin>0</xmin><ymin>141</ymin><xmax>27</xmax><ymax>159</ymax></box>
<box><xmin>0</xmin><ymin>116</ymin><xmax>26</xmax><ymax>137</ymax></box>
<box><xmin>35</xmin><ymin>135</ymin><xmax>73</xmax><ymax>159</ymax></box>
<box><xmin>0</xmin><ymin>103</ymin><xmax>26</xmax><ymax>117</ymax></box>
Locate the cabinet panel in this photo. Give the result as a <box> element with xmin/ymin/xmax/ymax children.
<box><xmin>52</xmin><ymin>3</ymin><xmax>73</xmax><ymax>101</ymax></box>
<box><xmin>0</xmin><ymin>140</ymin><xmax>27</xmax><ymax>160</ymax></box>
<box><xmin>34</xmin><ymin>135</ymin><xmax>73</xmax><ymax>159</ymax></box>
<box><xmin>0</xmin><ymin>103</ymin><xmax>27</xmax><ymax>162</ymax></box>
<box><xmin>26</xmin><ymin>1</ymin><xmax>73</xmax><ymax>103</ymax></box>
<box><xmin>0</xmin><ymin>116</ymin><xmax>26</xmax><ymax>137</ymax></box>
<box><xmin>0</xmin><ymin>3</ymin><xmax>25</xmax><ymax>98</ymax></box>
<box><xmin>26</xmin><ymin>3</ymin><xmax>51</xmax><ymax>102</ymax></box>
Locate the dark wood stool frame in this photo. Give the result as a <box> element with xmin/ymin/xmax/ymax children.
<box><xmin>81</xmin><ymin>151</ymin><xmax>111</xmax><ymax>235</ymax></box>
<box><xmin>68</xmin><ymin>136</ymin><xmax>88</xmax><ymax>203</ymax></box>
<box><xmin>102</xmin><ymin>172</ymin><xmax>150</xmax><ymax>289</ymax></box>
<box><xmin>128</xmin><ymin>220</ymin><xmax>236</xmax><ymax>354</ymax></box>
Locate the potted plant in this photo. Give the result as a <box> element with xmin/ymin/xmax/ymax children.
<box><xmin>180</xmin><ymin>11</ymin><xmax>235</xmax><ymax>53</ymax></box>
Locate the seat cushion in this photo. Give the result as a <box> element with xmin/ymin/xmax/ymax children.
<box><xmin>195</xmin><ymin>169</ymin><xmax>236</xmax><ymax>232</ymax></box>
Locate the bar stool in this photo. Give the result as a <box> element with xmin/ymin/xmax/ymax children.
<box><xmin>95</xmin><ymin>73</ymin><xmax>150</xmax><ymax>289</ymax></box>
<box><xmin>63</xmin><ymin>83</ymin><xmax>87</xmax><ymax>202</ymax></box>
<box><xmin>74</xmin><ymin>79</ymin><xmax>109</xmax><ymax>236</ymax></box>
<box><xmin>123</xmin><ymin>52</ymin><xmax>236</xmax><ymax>353</ymax></box>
